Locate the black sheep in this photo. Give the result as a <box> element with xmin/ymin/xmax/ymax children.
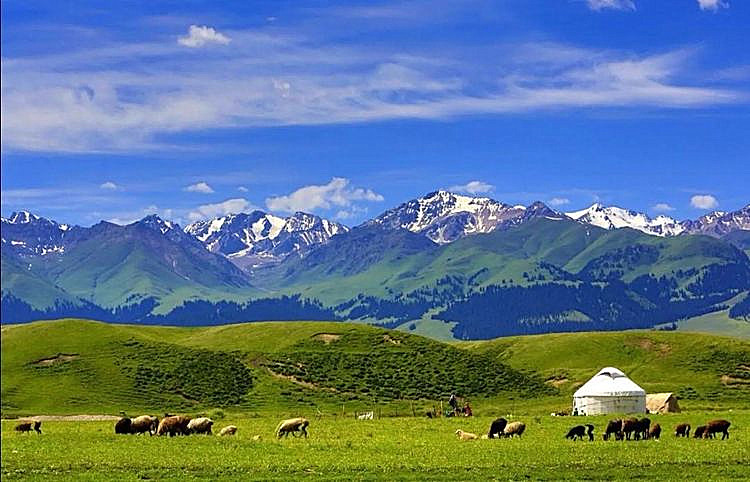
<box><xmin>565</xmin><ymin>425</ymin><xmax>587</xmax><ymax>441</ymax></box>
<box><xmin>487</xmin><ymin>418</ymin><xmax>507</xmax><ymax>439</ymax></box>
<box><xmin>115</xmin><ymin>417</ymin><xmax>132</xmax><ymax>435</ymax></box>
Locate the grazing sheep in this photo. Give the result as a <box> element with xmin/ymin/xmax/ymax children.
<box><xmin>115</xmin><ymin>417</ymin><xmax>132</xmax><ymax>435</ymax></box>
<box><xmin>586</xmin><ymin>424</ymin><xmax>594</xmax><ymax>441</ymax></box>
<box><xmin>693</xmin><ymin>426</ymin><xmax>707</xmax><ymax>439</ymax></box>
<box><xmin>603</xmin><ymin>419</ymin><xmax>622</xmax><ymax>441</ymax></box>
<box><xmin>674</xmin><ymin>423</ymin><xmax>691</xmax><ymax>438</ymax></box>
<box><xmin>357</xmin><ymin>411</ymin><xmax>374</xmax><ymax>420</ymax></box>
<box><xmin>620</xmin><ymin>418</ymin><xmax>639</xmax><ymax>441</ymax></box>
<box><xmin>487</xmin><ymin>418</ymin><xmax>508</xmax><ymax>439</ymax></box>
<box><xmin>565</xmin><ymin>425</ymin><xmax>587</xmax><ymax>441</ymax></box>
<box><xmin>157</xmin><ymin>416</ymin><xmax>191</xmax><ymax>437</ymax></box>
<box><xmin>634</xmin><ymin>418</ymin><xmax>651</xmax><ymax>440</ymax></box>
<box><xmin>649</xmin><ymin>424</ymin><xmax>661</xmax><ymax>440</ymax></box>
<box><xmin>130</xmin><ymin>416</ymin><xmax>158</xmax><ymax>435</ymax></box>
<box><xmin>455</xmin><ymin>429</ymin><xmax>478</xmax><ymax>441</ymax></box>
<box><xmin>503</xmin><ymin>421</ymin><xmax>526</xmax><ymax>438</ymax></box>
<box><xmin>187</xmin><ymin>417</ymin><xmax>214</xmax><ymax>435</ymax></box>
<box><xmin>14</xmin><ymin>421</ymin><xmax>40</xmax><ymax>434</ymax></box>
<box><xmin>703</xmin><ymin>420</ymin><xmax>730</xmax><ymax>440</ymax></box>
<box><xmin>275</xmin><ymin>417</ymin><xmax>309</xmax><ymax>438</ymax></box>
<box><xmin>219</xmin><ymin>425</ymin><xmax>238</xmax><ymax>436</ymax></box>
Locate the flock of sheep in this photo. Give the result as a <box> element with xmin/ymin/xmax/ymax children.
<box><xmin>454</xmin><ymin>417</ymin><xmax>732</xmax><ymax>441</ymax></box>
<box><xmin>14</xmin><ymin>414</ymin><xmax>731</xmax><ymax>444</ymax></box>
<box><xmin>109</xmin><ymin>414</ymin><xmax>309</xmax><ymax>439</ymax></box>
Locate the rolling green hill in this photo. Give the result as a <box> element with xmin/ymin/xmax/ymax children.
<box><xmin>2</xmin><ymin>319</ymin><xmax>748</xmax><ymax>417</ymax></box>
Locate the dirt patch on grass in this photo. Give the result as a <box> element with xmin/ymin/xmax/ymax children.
<box><xmin>7</xmin><ymin>415</ymin><xmax>121</xmax><ymax>422</ymax></box>
<box><xmin>545</xmin><ymin>377</ymin><xmax>569</xmax><ymax>387</ymax></box>
<box><xmin>312</xmin><ymin>333</ymin><xmax>341</xmax><ymax>344</ymax></box>
<box><xmin>33</xmin><ymin>353</ymin><xmax>79</xmax><ymax>366</ymax></box>
<box><xmin>720</xmin><ymin>375</ymin><xmax>750</xmax><ymax>385</ymax></box>
<box><xmin>631</xmin><ymin>339</ymin><xmax>672</xmax><ymax>356</ymax></box>
<box><xmin>265</xmin><ymin>367</ymin><xmax>327</xmax><ymax>391</ymax></box>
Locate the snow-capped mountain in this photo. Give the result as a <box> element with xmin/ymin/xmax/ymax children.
<box><xmin>185</xmin><ymin>211</ymin><xmax>348</xmax><ymax>269</ymax></box>
<box><xmin>369</xmin><ymin>190</ymin><xmax>531</xmax><ymax>244</ymax></box>
<box><xmin>566</xmin><ymin>203</ymin><xmax>750</xmax><ymax>238</ymax></box>
<box><xmin>566</xmin><ymin>203</ymin><xmax>685</xmax><ymax>237</ymax></box>
<box><xmin>681</xmin><ymin>205</ymin><xmax>750</xmax><ymax>237</ymax></box>
<box><xmin>1</xmin><ymin>211</ymin><xmax>75</xmax><ymax>256</ymax></box>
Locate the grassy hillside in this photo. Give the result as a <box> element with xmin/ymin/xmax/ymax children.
<box><xmin>2</xmin><ymin>319</ymin><xmax>749</xmax><ymax>418</ymax></box>
<box><xmin>465</xmin><ymin>330</ymin><xmax>750</xmax><ymax>406</ymax></box>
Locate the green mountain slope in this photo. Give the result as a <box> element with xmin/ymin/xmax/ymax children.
<box><xmin>27</xmin><ymin>221</ymin><xmax>256</xmax><ymax>311</ymax></box>
<box><xmin>2</xmin><ymin>320</ymin><xmax>748</xmax><ymax>417</ymax></box>
<box><xmin>1</xmin><ymin>251</ymin><xmax>82</xmax><ymax>309</ymax></box>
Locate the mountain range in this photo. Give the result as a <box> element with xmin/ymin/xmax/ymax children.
<box><xmin>2</xmin><ymin>191</ymin><xmax>749</xmax><ymax>339</ymax></box>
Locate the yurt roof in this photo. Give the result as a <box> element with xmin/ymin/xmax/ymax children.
<box><xmin>573</xmin><ymin>367</ymin><xmax>645</xmax><ymax>397</ymax></box>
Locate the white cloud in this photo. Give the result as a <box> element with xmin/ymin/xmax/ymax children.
<box><xmin>178</xmin><ymin>25</ymin><xmax>231</xmax><ymax>48</ymax></box>
<box><xmin>587</xmin><ymin>0</ymin><xmax>636</xmax><ymax>11</ymax></box>
<box><xmin>548</xmin><ymin>197</ymin><xmax>571</xmax><ymax>206</ymax></box>
<box><xmin>697</xmin><ymin>0</ymin><xmax>728</xmax><ymax>11</ymax></box>
<box><xmin>100</xmin><ymin>181</ymin><xmax>118</xmax><ymax>190</ymax></box>
<box><xmin>690</xmin><ymin>194</ymin><xmax>719</xmax><ymax>209</ymax></box>
<box><xmin>448</xmin><ymin>180</ymin><xmax>494</xmax><ymax>195</ymax></box>
<box><xmin>1</xmin><ymin>25</ymin><xmax>744</xmax><ymax>152</ymax></box>
<box><xmin>183</xmin><ymin>182</ymin><xmax>215</xmax><ymax>194</ymax></box>
<box><xmin>237</xmin><ymin>186</ymin><xmax>249</xmax><ymax>192</ymax></box>
<box><xmin>188</xmin><ymin>198</ymin><xmax>257</xmax><ymax>221</ymax></box>
<box><xmin>651</xmin><ymin>202</ymin><xmax>675</xmax><ymax>212</ymax></box>
<box><xmin>265</xmin><ymin>177</ymin><xmax>384</xmax><ymax>213</ymax></box>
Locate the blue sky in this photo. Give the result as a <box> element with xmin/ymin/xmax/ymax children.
<box><xmin>1</xmin><ymin>0</ymin><xmax>748</xmax><ymax>227</ymax></box>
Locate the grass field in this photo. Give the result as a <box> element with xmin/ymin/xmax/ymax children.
<box><xmin>2</xmin><ymin>413</ymin><xmax>749</xmax><ymax>480</ymax></box>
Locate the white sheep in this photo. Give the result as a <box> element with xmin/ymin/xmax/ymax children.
<box><xmin>503</xmin><ymin>421</ymin><xmax>526</xmax><ymax>438</ymax></box>
<box><xmin>219</xmin><ymin>425</ymin><xmax>237</xmax><ymax>436</ymax></box>
<box><xmin>455</xmin><ymin>429</ymin><xmax>478</xmax><ymax>441</ymax></box>
<box><xmin>187</xmin><ymin>417</ymin><xmax>214</xmax><ymax>435</ymax></box>
<box><xmin>130</xmin><ymin>415</ymin><xmax>158</xmax><ymax>435</ymax></box>
<box><xmin>275</xmin><ymin>417</ymin><xmax>309</xmax><ymax>438</ymax></box>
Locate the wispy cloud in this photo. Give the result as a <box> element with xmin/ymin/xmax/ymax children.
<box><xmin>690</xmin><ymin>194</ymin><xmax>719</xmax><ymax>209</ymax></box>
<box><xmin>100</xmin><ymin>181</ymin><xmax>119</xmax><ymax>190</ymax></box>
<box><xmin>448</xmin><ymin>180</ymin><xmax>494</xmax><ymax>195</ymax></box>
<box><xmin>188</xmin><ymin>198</ymin><xmax>258</xmax><ymax>221</ymax></box>
<box><xmin>586</xmin><ymin>0</ymin><xmax>636</xmax><ymax>11</ymax></box>
<box><xmin>548</xmin><ymin>197</ymin><xmax>571</xmax><ymax>207</ymax></box>
<box><xmin>178</xmin><ymin>25</ymin><xmax>231</xmax><ymax>48</ymax></box>
<box><xmin>237</xmin><ymin>186</ymin><xmax>249</xmax><ymax>192</ymax></box>
<box><xmin>651</xmin><ymin>202</ymin><xmax>675</xmax><ymax>212</ymax></box>
<box><xmin>1</xmin><ymin>18</ymin><xmax>744</xmax><ymax>152</ymax></box>
<box><xmin>183</xmin><ymin>182</ymin><xmax>215</xmax><ymax>194</ymax></box>
<box><xmin>697</xmin><ymin>0</ymin><xmax>729</xmax><ymax>12</ymax></box>
<box><xmin>266</xmin><ymin>177</ymin><xmax>384</xmax><ymax>214</ymax></box>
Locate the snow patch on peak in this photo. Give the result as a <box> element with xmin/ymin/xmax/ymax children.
<box><xmin>566</xmin><ymin>204</ymin><xmax>684</xmax><ymax>237</ymax></box>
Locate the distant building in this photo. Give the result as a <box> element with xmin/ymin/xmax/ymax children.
<box><xmin>573</xmin><ymin>367</ymin><xmax>646</xmax><ymax>415</ymax></box>
<box><xmin>646</xmin><ymin>392</ymin><xmax>681</xmax><ymax>414</ymax></box>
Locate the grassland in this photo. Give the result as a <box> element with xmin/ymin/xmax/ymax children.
<box><xmin>2</xmin><ymin>319</ymin><xmax>749</xmax><ymax>418</ymax></box>
<box><xmin>3</xmin><ymin>413</ymin><xmax>749</xmax><ymax>480</ymax></box>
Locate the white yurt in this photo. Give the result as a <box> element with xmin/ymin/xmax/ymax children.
<box><xmin>573</xmin><ymin>367</ymin><xmax>646</xmax><ymax>415</ymax></box>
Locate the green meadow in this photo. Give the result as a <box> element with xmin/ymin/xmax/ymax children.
<box><xmin>3</xmin><ymin>414</ymin><xmax>749</xmax><ymax>480</ymax></box>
